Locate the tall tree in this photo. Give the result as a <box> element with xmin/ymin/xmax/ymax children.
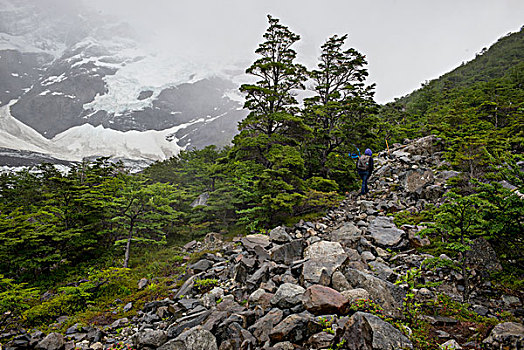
<box><xmin>230</xmin><ymin>15</ymin><xmax>308</xmax><ymax>228</ymax></box>
<box><xmin>303</xmin><ymin>34</ymin><xmax>377</xmax><ymax>181</ymax></box>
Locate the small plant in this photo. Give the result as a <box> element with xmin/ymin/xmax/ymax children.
<box><xmin>328</xmin><ymin>339</ymin><xmax>346</xmax><ymax>350</ymax></box>
<box><xmin>395</xmin><ymin>267</ymin><xmax>423</xmax><ymax>324</ymax></box>
<box><xmin>193</xmin><ymin>278</ymin><xmax>218</xmax><ymax>293</ymax></box>
<box><xmin>319</xmin><ymin>316</ymin><xmax>335</xmax><ymax>334</ymax></box>
<box><xmin>106</xmin><ymin>342</ymin><xmax>137</xmax><ymax>350</ymax></box>
<box><xmin>349</xmin><ymin>298</ymin><xmax>385</xmax><ymax>318</ymax></box>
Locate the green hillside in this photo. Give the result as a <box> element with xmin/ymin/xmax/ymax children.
<box><xmin>381</xmin><ymin>26</ymin><xmax>524</xmax><ymax>162</ymax></box>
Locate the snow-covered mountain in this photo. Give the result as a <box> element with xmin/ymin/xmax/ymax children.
<box><xmin>0</xmin><ymin>0</ymin><xmax>247</xmax><ymax>167</ymax></box>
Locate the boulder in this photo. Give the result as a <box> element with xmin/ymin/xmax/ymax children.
<box><xmin>270</xmin><ymin>283</ymin><xmax>305</xmax><ymax>309</ymax></box>
<box><xmin>367</xmin><ymin>216</ymin><xmax>406</xmax><ymax>248</ymax></box>
<box><xmin>303</xmin><ymin>241</ymin><xmax>348</xmax><ymax>285</ymax></box>
<box><xmin>159</xmin><ymin>326</ymin><xmax>218</xmax><ymax>350</ymax></box>
<box><xmin>248</xmin><ymin>288</ymin><xmax>274</xmax><ymax>310</ymax></box>
<box><xmin>343</xmin><ymin>268</ymin><xmax>405</xmax><ymax>317</ymax></box>
<box><xmin>440</xmin><ymin>339</ymin><xmax>462</xmax><ymax>349</ymax></box>
<box><xmin>269</xmin><ymin>312</ymin><xmax>322</xmax><ymax>344</ymax></box>
<box><xmin>404</xmin><ymin>135</ymin><xmax>442</xmax><ymax>156</ymax></box>
<box><xmin>302</xmin><ymin>285</ymin><xmax>349</xmax><ymax>315</ymax></box>
<box><xmin>339</xmin><ymin>312</ymin><xmax>413</xmax><ymax>350</ymax></box>
<box><xmin>330</xmin><ymin>222</ymin><xmax>361</xmax><ymax>248</ymax></box>
<box><xmin>482</xmin><ymin>322</ymin><xmax>524</xmax><ymax>350</ymax></box>
<box><xmin>269</xmin><ymin>226</ymin><xmax>292</xmax><ymax>244</ymax></box>
<box><xmin>270</xmin><ymin>240</ymin><xmax>303</xmax><ymax>265</ymax></box>
<box><xmin>331</xmin><ymin>271</ymin><xmax>351</xmax><ymax>292</ymax></box>
<box><xmin>35</xmin><ymin>333</ymin><xmax>65</xmax><ymax>350</ymax></box>
<box><xmin>136</xmin><ymin>329</ymin><xmax>168</xmax><ymax>348</ymax></box>
<box><xmin>241</xmin><ymin>234</ymin><xmax>271</xmax><ymax>250</ymax></box>
<box><xmin>248</xmin><ymin>308</ymin><xmax>283</xmax><ymax>344</ymax></box>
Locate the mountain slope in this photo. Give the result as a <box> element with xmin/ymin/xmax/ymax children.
<box><xmin>0</xmin><ymin>0</ymin><xmax>247</xmax><ymax>165</ymax></box>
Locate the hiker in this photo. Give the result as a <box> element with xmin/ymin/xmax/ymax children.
<box><xmin>356</xmin><ymin>148</ymin><xmax>374</xmax><ymax>195</ymax></box>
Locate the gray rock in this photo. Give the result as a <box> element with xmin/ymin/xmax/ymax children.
<box><xmin>368</xmin><ymin>216</ymin><xmax>406</xmax><ymax>248</ymax></box>
<box><xmin>159</xmin><ymin>326</ymin><xmax>218</xmax><ymax>350</ymax></box>
<box><xmin>200</xmin><ymin>287</ymin><xmax>224</xmax><ymax>308</ymax></box>
<box><xmin>270</xmin><ymin>240</ymin><xmax>303</xmax><ymax>265</ymax></box>
<box><xmin>35</xmin><ymin>333</ymin><xmax>65</xmax><ymax>350</ymax></box>
<box><xmin>361</xmin><ymin>251</ymin><xmax>376</xmax><ymax>262</ymax></box>
<box><xmin>439</xmin><ymin>170</ymin><xmax>461</xmax><ymax>181</ymax></box>
<box><xmin>269</xmin><ymin>226</ymin><xmax>292</xmax><ymax>244</ymax></box>
<box><xmin>167</xmin><ymin>309</ymin><xmax>212</xmax><ymax>338</ymax></box>
<box><xmin>271</xmin><ymin>283</ymin><xmax>306</xmax><ymax>308</ymax></box>
<box><xmin>343</xmin><ymin>268</ymin><xmax>405</xmax><ymax>317</ymax></box>
<box><xmin>241</xmin><ymin>234</ymin><xmax>271</xmax><ymax>250</ymax></box>
<box><xmin>330</xmin><ymin>222</ymin><xmax>361</xmax><ymax>248</ymax></box>
<box><xmin>190</xmin><ymin>259</ymin><xmax>213</xmax><ymax>273</ymax></box>
<box><xmin>123</xmin><ymin>302</ymin><xmax>133</xmax><ymax>312</ymax></box>
<box><xmin>482</xmin><ymin>322</ymin><xmax>524</xmax><ymax>349</ymax></box>
<box><xmin>190</xmin><ymin>192</ymin><xmax>210</xmax><ymax>207</ymax></box>
<box><xmin>303</xmin><ymin>241</ymin><xmax>348</xmax><ymax>285</ymax></box>
<box><xmin>466</xmin><ymin>238</ymin><xmax>502</xmax><ymax>277</ymax></box>
<box><xmin>331</xmin><ymin>271</ymin><xmax>351</xmax><ymax>292</ymax></box>
<box><xmin>248</xmin><ymin>308</ymin><xmax>284</xmax><ymax>344</ymax></box>
<box><xmin>136</xmin><ymin>329</ymin><xmax>167</xmax><ymax>348</ymax></box>
<box><xmin>273</xmin><ymin>341</ymin><xmax>295</xmax><ymax>350</ymax></box>
<box><xmin>368</xmin><ymin>260</ymin><xmax>397</xmax><ymax>282</ymax></box>
<box><xmin>269</xmin><ymin>312</ymin><xmax>322</xmax><ymax>343</ymax></box>
<box><xmin>138</xmin><ymin>278</ymin><xmax>148</xmax><ymax>290</ymax></box>
<box><xmin>340</xmin><ymin>312</ymin><xmax>413</xmax><ymax>350</ymax></box>
<box><xmin>248</xmin><ymin>288</ymin><xmax>274</xmax><ymax>310</ymax></box>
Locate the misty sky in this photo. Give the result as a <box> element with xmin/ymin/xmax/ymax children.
<box><xmin>88</xmin><ymin>0</ymin><xmax>524</xmax><ymax>104</ymax></box>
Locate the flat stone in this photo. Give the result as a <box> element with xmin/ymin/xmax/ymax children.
<box><xmin>368</xmin><ymin>216</ymin><xmax>406</xmax><ymax>248</ymax></box>
<box><xmin>241</xmin><ymin>234</ymin><xmax>271</xmax><ymax>250</ymax></box>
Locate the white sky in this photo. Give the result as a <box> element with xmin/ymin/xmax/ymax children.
<box><xmin>88</xmin><ymin>0</ymin><xmax>524</xmax><ymax>104</ymax></box>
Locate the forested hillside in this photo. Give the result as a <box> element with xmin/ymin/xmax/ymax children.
<box><xmin>1</xmin><ymin>17</ymin><xmax>523</xmax><ymax>350</ymax></box>
<box><xmin>381</xmin><ymin>26</ymin><xmax>524</xmax><ymax>175</ymax></box>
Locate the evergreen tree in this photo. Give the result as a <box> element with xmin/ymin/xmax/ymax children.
<box><xmin>230</xmin><ymin>15</ymin><xmax>308</xmax><ymax>228</ymax></box>
<box><xmin>108</xmin><ymin>175</ymin><xmax>184</xmax><ymax>268</ymax></box>
<box><xmin>303</xmin><ymin>34</ymin><xmax>377</xmax><ymax>188</ymax></box>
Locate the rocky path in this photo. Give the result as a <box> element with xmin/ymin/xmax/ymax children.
<box><xmin>10</xmin><ymin>136</ymin><xmax>524</xmax><ymax>350</ymax></box>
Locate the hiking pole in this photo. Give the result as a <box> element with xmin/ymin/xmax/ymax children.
<box><xmin>386</xmin><ymin>139</ymin><xmax>390</xmax><ymax>154</ymax></box>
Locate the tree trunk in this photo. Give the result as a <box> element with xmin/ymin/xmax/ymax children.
<box><xmin>123</xmin><ymin>221</ymin><xmax>134</xmax><ymax>268</ymax></box>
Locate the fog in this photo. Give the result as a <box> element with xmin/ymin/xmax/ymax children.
<box><xmin>81</xmin><ymin>0</ymin><xmax>524</xmax><ymax>103</ymax></box>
